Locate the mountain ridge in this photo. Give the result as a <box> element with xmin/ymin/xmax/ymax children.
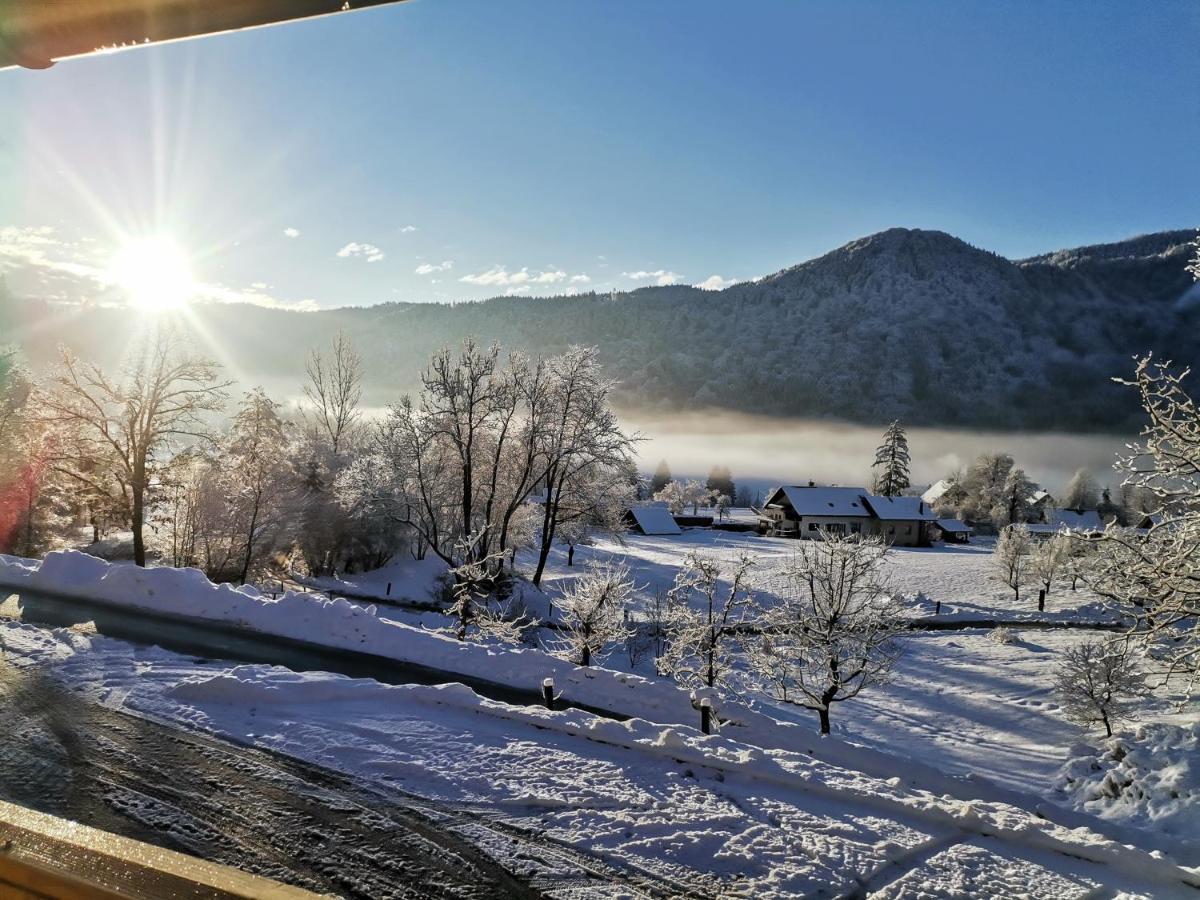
<box><xmin>2</xmin><ymin>227</ymin><xmax>1196</xmax><ymax>432</ymax></box>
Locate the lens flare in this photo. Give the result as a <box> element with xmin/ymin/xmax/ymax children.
<box><xmin>109</xmin><ymin>236</ymin><xmax>195</xmax><ymax>310</ymax></box>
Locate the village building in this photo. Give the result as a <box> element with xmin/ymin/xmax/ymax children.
<box><xmin>623</xmin><ymin>504</ymin><xmax>682</xmax><ymax>536</ymax></box>
<box><xmin>758</xmin><ymin>485</ymin><xmax>939</xmax><ymax>546</ymax></box>
<box><xmin>758</xmin><ymin>485</ymin><xmax>874</xmax><ymax>538</ymax></box>
<box><xmin>861</xmin><ymin>495</ymin><xmax>938</xmax><ymax>547</ymax></box>
<box><xmin>1026</xmin><ymin>490</ymin><xmax>1056</xmax><ymax>523</ymax></box>
<box><xmin>932</xmin><ymin>518</ymin><xmax>973</xmax><ymax>544</ymax></box>
<box><xmin>1026</xmin><ymin>507</ymin><xmax>1110</xmax><ymax>538</ymax></box>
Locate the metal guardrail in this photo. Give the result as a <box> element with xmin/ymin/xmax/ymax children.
<box><xmin>0</xmin><ymin>797</ymin><xmax>324</xmax><ymax>899</ymax></box>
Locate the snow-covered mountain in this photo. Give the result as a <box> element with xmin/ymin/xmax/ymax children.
<box><xmin>4</xmin><ymin>228</ymin><xmax>1196</xmax><ymax>430</ymax></box>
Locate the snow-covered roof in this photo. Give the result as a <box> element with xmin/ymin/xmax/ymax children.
<box><xmin>626</xmin><ymin>504</ymin><xmax>682</xmax><ymax>535</ymax></box>
<box><xmin>921</xmin><ymin>479</ymin><xmax>953</xmax><ymax>505</ymax></box>
<box><xmin>1029</xmin><ymin>490</ymin><xmax>1054</xmax><ymax>505</ymax></box>
<box><xmin>934</xmin><ymin>518</ymin><xmax>973</xmax><ymax>533</ymax></box>
<box><xmin>1048</xmin><ymin>508</ymin><xmax>1104</xmax><ymax>530</ymax></box>
<box><xmin>770</xmin><ymin>486</ymin><xmax>872</xmax><ymax>518</ymax></box>
<box><xmin>1027</xmin><ymin>508</ymin><xmax>1107</xmax><ymax>534</ymax></box>
<box><xmin>862</xmin><ymin>495</ymin><xmax>936</xmax><ymax>521</ymax></box>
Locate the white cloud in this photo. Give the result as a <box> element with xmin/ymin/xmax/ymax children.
<box><xmin>694</xmin><ymin>274</ymin><xmax>736</xmax><ymax>291</ymax></box>
<box><xmin>460</xmin><ymin>266</ymin><xmax>570</xmax><ymax>288</ymax></box>
<box><xmin>283</xmin><ymin>227</ymin><xmax>300</xmax><ymax>238</ymax></box>
<box><xmin>570</xmin><ymin>274</ymin><xmax>591</xmax><ymax>284</ymax></box>
<box><xmin>400</xmin><ymin>225</ymin><xmax>418</xmax><ymax>233</ymax></box>
<box><xmin>415</xmin><ymin>260</ymin><xmax>454</xmax><ymax>275</ymax></box>
<box><xmin>622</xmin><ymin>269</ymin><xmax>682</xmax><ymax>286</ymax></box>
<box><xmin>337</xmin><ymin>242</ymin><xmax>385</xmax><ymax>263</ymax></box>
<box><xmin>504</xmin><ymin>286</ymin><xmax>530</xmax><ymax>296</ymax></box>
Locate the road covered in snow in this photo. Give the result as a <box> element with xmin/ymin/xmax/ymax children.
<box><xmin>1</xmin><ymin>615</ymin><xmax>1196</xmax><ymax>899</ymax></box>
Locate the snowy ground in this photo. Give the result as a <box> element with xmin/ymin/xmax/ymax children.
<box><xmin>2</xmin><ymin>527</ymin><xmax>1196</xmax><ymax>895</ymax></box>
<box><xmin>1</xmin><ymin>620</ymin><xmax>1195</xmax><ymax>899</ymax></box>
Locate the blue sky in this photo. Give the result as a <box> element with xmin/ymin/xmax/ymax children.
<box><xmin>1</xmin><ymin>0</ymin><xmax>1197</xmax><ymax>309</ymax></box>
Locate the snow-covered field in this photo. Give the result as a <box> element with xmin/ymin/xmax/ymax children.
<box><xmin>1</xmin><ymin>527</ymin><xmax>1197</xmax><ymax>896</ymax></box>
<box><xmin>1</xmin><ymin>621</ymin><xmax>1195</xmax><ymax>898</ymax></box>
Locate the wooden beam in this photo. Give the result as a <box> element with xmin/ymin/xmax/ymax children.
<box><xmin>0</xmin><ymin>0</ymin><xmax>410</xmax><ymax>69</ymax></box>
<box><xmin>0</xmin><ymin>798</ymin><xmax>324</xmax><ymax>899</ymax></box>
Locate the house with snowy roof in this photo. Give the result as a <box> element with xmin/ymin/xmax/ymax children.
<box><xmin>860</xmin><ymin>494</ymin><xmax>938</xmax><ymax>547</ymax></box>
<box><xmin>757</xmin><ymin>485</ymin><xmax>938</xmax><ymax>546</ymax></box>
<box><xmin>623</xmin><ymin>504</ymin><xmax>682</xmax><ymax>536</ymax></box>
<box><xmin>758</xmin><ymin>485</ymin><xmax>873</xmax><ymax>539</ymax></box>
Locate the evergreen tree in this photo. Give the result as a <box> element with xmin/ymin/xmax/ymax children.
<box><xmin>870</xmin><ymin>420</ymin><xmax>910</xmax><ymax>497</ymax></box>
<box><xmin>649</xmin><ymin>459</ymin><xmax>673</xmax><ymax>496</ymax></box>
<box><xmin>705</xmin><ymin>464</ymin><xmax>735</xmax><ymax>500</ymax></box>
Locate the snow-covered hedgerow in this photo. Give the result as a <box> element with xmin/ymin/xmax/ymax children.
<box><xmin>1057</xmin><ymin>722</ymin><xmax>1200</xmax><ymax>840</ymax></box>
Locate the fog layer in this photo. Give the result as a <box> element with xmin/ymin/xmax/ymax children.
<box><xmin>624</xmin><ymin>410</ymin><xmax>1130</xmax><ymax>495</ymax></box>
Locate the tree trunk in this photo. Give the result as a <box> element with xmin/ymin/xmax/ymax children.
<box><xmin>1102</xmin><ymin>712</ymin><xmax>1112</xmax><ymax>737</ymax></box>
<box><xmin>567</xmin><ymin>544</ymin><xmax>575</xmax><ymax>566</ymax></box>
<box><xmin>131</xmin><ymin>478</ymin><xmax>146</xmax><ymax>568</ymax></box>
<box><xmin>581</xmin><ymin>644</ymin><xmax>590</xmax><ymax>667</ymax></box>
<box><xmin>818</xmin><ymin>707</ymin><xmax>831</xmax><ymax>734</ymax></box>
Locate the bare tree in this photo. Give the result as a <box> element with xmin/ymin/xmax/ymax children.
<box><xmin>746</xmin><ymin>533</ymin><xmax>901</xmax><ymax>734</ymax></box>
<box><xmin>40</xmin><ymin>327</ymin><xmax>228</xmax><ymax>566</ymax></box>
<box><xmin>552</xmin><ymin>560</ymin><xmax>634</xmax><ymax>666</ymax></box>
<box><xmin>530</xmin><ymin>347</ymin><xmax>638</xmax><ymax>585</ymax></box>
<box><xmin>992</xmin><ymin>524</ymin><xmax>1033</xmax><ymax>603</ymax></box>
<box><xmin>303</xmin><ymin>331</ymin><xmax>362</xmax><ymax>454</ymax></box>
<box><xmin>1055</xmin><ymin>640</ymin><xmax>1149</xmax><ymax>736</ymax></box>
<box><xmin>1031</xmin><ymin>532</ymin><xmax>1070</xmax><ymax>598</ymax></box>
<box><xmin>662</xmin><ymin>551</ymin><xmax>757</xmax><ymax>691</ymax></box>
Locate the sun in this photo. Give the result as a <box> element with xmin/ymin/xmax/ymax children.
<box><xmin>109</xmin><ymin>236</ymin><xmax>196</xmax><ymax>311</ymax></box>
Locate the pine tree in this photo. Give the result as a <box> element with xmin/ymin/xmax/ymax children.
<box><xmin>870</xmin><ymin>420</ymin><xmax>910</xmax><ymax>497</ymax></box>
<box><xmin>706</xmin><ymin>465</ymin><xmax>735</xmax><ymax>500</ymax></box>
<box><xmin>649</xmin><ymin>459</ymin><xmax>673</xmax><ymax>496</ymax></box>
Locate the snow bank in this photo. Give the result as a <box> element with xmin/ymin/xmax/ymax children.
<box><xmin>0</xmin><ymin>550</ymin><xmax>717</xmax><ymax>721</ymax></box>
<box><xmin>164</xmin><ymin>665</ymin><xmax>1200</xmax><ymax>894</ymax></box>
<box><xmin>1057</xmin><ymin>722</ymin><xmax>1200</xmax><ymax>840</ymax></box>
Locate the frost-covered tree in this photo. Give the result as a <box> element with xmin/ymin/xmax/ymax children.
<box><xmin>870</xmin><ymin>419</ymin><xmax>910</xmax><ymax>497</ymax></box>
<box><xmin>529</xmin><ymin>347</ymin><xmax>638</xmax><ymax>585</ymax></box>
<box><xmin>654</xmin><ymin>478</ymin><xmax>711</xmax><ymax>515</ymax></box>
<box><xmin>553</xmin><ymin>561</ymin><xmax>634</xmax><ymax>666</ymax></box>
<box><xmin>993</xmin><ymin>467</ymin><xmax>1037</xmax><ymax>527</ymax></box>
<box><xmin>992</xmin><ymin>524</ymin><xmax>1032</xmax><ymax>603</ymax></box>
<box><xmin>662</xmin><ymin>551</ymin><xmax>756</xmax><ymax>691</ymax></box>
<box><xmin>1061</xmin><ymin>468</ymin><xmax>1100</xmax><ymax>511</ymax></box>
<box><xmin>303</xmin><ymin>331</ymin><xmax>362</xmax><ymax>455</ymax></box>
<box><xmin>224</xmin><ymin>389</ymin><xmax>294</xmax><ymax>584</ymax></box>
<box><xmin>1055</xmin><ymin>640</ymin><xmax>1149</xmax><ymax>736</ymax></box>
<box><xmin>962</xmin><ymin>453</ymin><xmax>1014</xmax><ymax>525</ymax></box>
<box><xmin>40</xmin><ymin>326</ymin><xmax>228</xmax><ymax>566</ymax></box>
<box><xmin>1031</xmin><ymin>532</ymin><xmax>1070</xmax><ymax>598</ymax></box>
<box><xmin>1085</xmin><ymin>356</ymin><xmax>1200</xmax><ymax>689</ymax></box>
<box><xmin>747</xmin><ymin>533</ymin><xmax>902</xmax><ymax>734</ymax></box>
<box><xmin>552</xmin><ymin>463</ymin><xmax>633</xmax><ymax>566</ymax></box>
<box><xmin>649</xmin><ymin>460</ymin><xmax>673</xmax><ymax>496</ymax></box>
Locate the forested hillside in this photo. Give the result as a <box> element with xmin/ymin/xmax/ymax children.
<box><xmin>3</xmin><ymin>227</ymin><xmax>1196</xmax><ymax>431</ymax></box>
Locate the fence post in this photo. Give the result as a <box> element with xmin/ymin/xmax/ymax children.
<box><xmin>386</xmin><ymin>582</ymin><xmax>392</xmax><ymax>597</ymax></box>
<box><xmin>934</xmin><ymin>600</ymin><xmax>941</xmax><ymax>615</ymax></box>
<box><xmin>542</xmin><ymin>678</ymin><xmax>555</xmax><ymax>711</ymax></box>
<box><xmin>700</xmin><ymin>697</ymin><xmax>712</xmax><ymax>735</ymax></box>
<box><xmin>1038</xmin><ymin>589</ymin><xmax>1046</xmax><ymax>613</ymax></box>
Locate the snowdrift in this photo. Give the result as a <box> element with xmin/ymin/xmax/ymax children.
<box><xmin>1058</xmin><ymin>722</ymin><xmax>1200</xmax><ymax>840</ymax></box>
<box><xmin>0</xmin><ymin>550</ymin><xmax>713</xmax><ymax>722</ymax></box>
